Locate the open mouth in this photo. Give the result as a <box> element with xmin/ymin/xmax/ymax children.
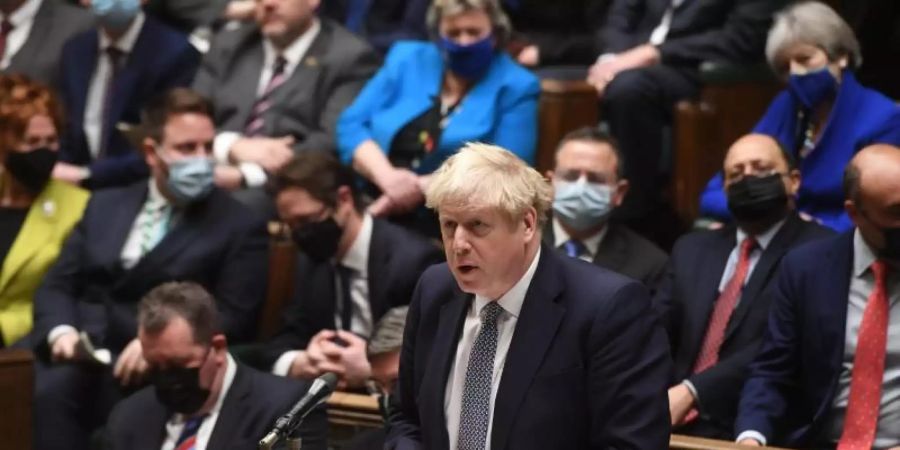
<box><xmin>457</xmin><ymin>264</ymin><xmax>477</xmax><ymax>275</ymax></box>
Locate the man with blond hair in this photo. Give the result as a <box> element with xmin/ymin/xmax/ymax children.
<box><xmin>386</xmin><ymin>143</ymin><xmax>672</xmax><ymax>450</ymax></box>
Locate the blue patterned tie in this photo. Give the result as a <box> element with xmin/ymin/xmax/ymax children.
<box><xmin>457</xmin><ymin>301</ymin><xmax>504</xmax><ymax>450</ymax></box>
<box><xmin>563</xmin><ymin>239</ymin><xmax>587</xmax><ymax>259</ymax></box>
<box><xmin>174</xmin><ymin>415</ymin><xmax>206</xmax><ymax>450</ymax></box>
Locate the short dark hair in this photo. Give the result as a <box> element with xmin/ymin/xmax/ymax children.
<box><xmin>138</xmin><ymin>282</ymin><xmax>220</xmax><ymax>345</ymax></box>
<box><xmin>270</xmin><ymin>151</ymin><xmax>359</xmax><ymax>208</ymax></box>
<box><xmin>141</xmin><ymin>88</ymin><xmax>212</xmax><ymax>142</ymax></box>
<box><xmin>843</xmin><ymin>159</ymin><xmax>861</xmax><ymax>204</ymax></box>
<box><xmin>555</xmin><ymin>126</ymin><xmax>626</xmax><ymax>180</ymax></box>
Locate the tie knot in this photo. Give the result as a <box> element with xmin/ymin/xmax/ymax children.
<box><xmin>0</xmin><ymin>20</ymin><xmax>12</xmax><ymax>34</ymax></box>
<box><xmin>871</xmin><ymin>260</ymin><xmax>888</xmax><ymax>283</ymax></box>
<box><xmin>740</xmin><ymin>236</ymin><xmax>757</xmax><ymax>255</ymax></box>
<box><xmin>480</xmin><ymin>301</ymin><xmax>504</xmax><ymax>325</ymax></box>
<box><xmin>273</xmin><ymin>55</ymin><xmax>287</xmax><ymax>74</ymax></box>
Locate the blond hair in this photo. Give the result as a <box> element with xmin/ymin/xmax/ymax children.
<box><xmin>425</xmin><ymin>142</ymin><xmax>552</xmax><ymax>226</ymax></box>
<box><xmin>427</xmin><ymin>0</ymin><xmax>512</xmax><ymax>48</ymax></box>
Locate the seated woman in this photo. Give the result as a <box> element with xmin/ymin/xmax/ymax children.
<box><xmin>0</xmin><ymin>75</ymin><xmax>89</xmax><ymax>347</ymax></box>
<box><xmin>698</xmin><ymin>1</ymin><xmax>900</xmax><ymax>231</ymax></box>
<box><xmin>337</xmin><ymin>0</ymin><xmax>540</xmax><ymax>235</ymax></box>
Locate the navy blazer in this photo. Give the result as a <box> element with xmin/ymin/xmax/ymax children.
<box><xmin>58</xmin><ymin>16</ymin><xmax>201</xmax><ymax>189</ymax></box>
<box><xmin>654</xmin><ymin>213</ymin><xmax>833</xmax><ymax>438</ymax></box>
<box><xmin>386</xmin><ymin>246</ymin><xmax>672</xmax><ymax>450</ymax></box>
<box><xmin>735</xmin><ymin>232</ymin><xmax>859</xmax><ymax>447</ymax></box>
<box><xmin>104</xmin><ymin>361</ymin><xmax>328</xmax><ymax>450</ymax></box>
<box><xmin>252</xmin><ymin>218</ymin><xmax>443</xmax><ymax>370</ymax></box>
<box><xmin>32</xmin><ymin>182</ymin><xmax>268</xmax><ymax>354</ymax></box>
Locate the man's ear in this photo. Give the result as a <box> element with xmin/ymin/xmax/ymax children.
<box><xmin>613</xmin><ymin>179</ymin><xmax>629</xmax><ymax>208</ymax></box>
<box><xmin>142</xmin><ymin>137</ymin><xmax>160</xmax><ymax>169</ymax></box>
<box><xmin>522</xmin><ymin>207</ymin><xmax>538</xmax><ymax>241</ymax></box>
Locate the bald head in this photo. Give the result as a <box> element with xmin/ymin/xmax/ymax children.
<box><xmin>845</xmin><ymin>144</ymin><xmax>900</xmax><ymax>258</ymax></box>
<box><xmin>723</xmin><ymin>134</ymin><xmax>794</xmax><ymax>182</ymax></box>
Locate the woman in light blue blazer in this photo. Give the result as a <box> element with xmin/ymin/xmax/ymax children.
<box><xmin>337</xmin><ymin>0</ymin><xmax>539</xmax><ymax>231</ymax></box>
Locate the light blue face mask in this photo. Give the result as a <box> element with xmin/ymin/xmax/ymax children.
<box><xmin>156</xmin><ymin>151</ymin><xmax>215</xmax><ymax>205</ymax></box>
<box><xmin>91</xmin><ymin>0</ymin><xmax>141</xmax><ymax>31</ymax></box>
<box><xmin>552</xmin><ymin>179</ymin><xmax>614</xmax><ymax>231</ymax></box>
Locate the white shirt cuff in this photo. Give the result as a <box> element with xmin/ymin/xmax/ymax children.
<box><xmin>214</xmin><ymin>131</ymin><xmax>242</xmax><ymax>164</ymax></box>
<box><xmin>596</xmin><ymin>53</ymin><xmax>618</xmax><ymax>64</ymax></box>
<box><xmin>736</xmin><ymin>430</ymin><xmax>767</xmax><ymax>446</ymax></box>
<box><xmin>48</xmin><ymin>325</ymin><xmax>78</xmax><ymax>346</ymax></box>
<box><xmin>272</xmin><ymin>350</ymin><xmax>300</xmax><ymax>376</ymax></box>
<box><xmin>239</xmin><ymin>162</ymin><xmax>268</xmax><ymax>187</ymax></box>
<box><xmin>682</xmin><ymin>379</ymin><xmax>699</xmax><ymax>403</ymax></box>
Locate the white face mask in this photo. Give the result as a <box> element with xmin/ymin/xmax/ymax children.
<box><xmin>552</xmin><ymin>178</ymin><xmax>614</xmax><ymax>231</ymax></box>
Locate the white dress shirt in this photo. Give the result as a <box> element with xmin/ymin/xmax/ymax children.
<box><xmin>83</xmin><ymin>12</ymin><xmax>146</xmax><ymax>158</ymax></box>
<box><xmin>444</xmin><ymin>248</ymin><xmax>542</xmax><ymax>450</ymax></box>
<box><xmin>160</xmin><ymin>353</ymin><xmax>238</xmax><ymax>450</ymax></box>
<box><xmin>648</xmin><ymin>0</ymin><xmax>687</xmax><ymax>45</ymax></box>
<box><xmin>551</xmin><ymin>217</ymin><xmax>607</xmax><ymax>262</ymax></box>
<box><xmin>0</xmin><ymin>0</ymin><xmax>42</xmax><ymax>69</ymax></box>
<box><xmin>212</xmin><ymin>19</ymin><xmax>322</xmax><ymax>188</ymax></box>
<box><xmin>272</xmin><ymin>213</ymin><xmax>375</xmax><ymax>376</ymax></box>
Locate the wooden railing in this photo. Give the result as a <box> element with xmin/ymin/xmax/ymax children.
<box><xmin>326</xmin><ymin>391</ymin><xmax>789</xmax><ymax>450</ymax></box>
<box><xmin>0</xmin><ymin>349</ymin><xmax>33</xmax><ymax>450</ymax></box>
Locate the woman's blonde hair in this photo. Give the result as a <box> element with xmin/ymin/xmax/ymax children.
<box><xmin>426</xmin><ymin>0</ymin><xmax>512</xmax><ymax>48</ymax></box>
<box><xmin>425</xmin><ymin>142</ymin><xmax>552</xmax><ymax>226</ymax></box>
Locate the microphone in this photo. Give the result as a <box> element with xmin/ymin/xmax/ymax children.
<box><xmin>259</xmin><ymin>372</ymin><xmax>338</xmax><ymax>449</ymax></box>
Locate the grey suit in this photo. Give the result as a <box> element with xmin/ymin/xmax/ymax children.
<box><xmin>4</xmin><ymin>0</ymin><xmax>94</xmax><ymax>91</ymax></box>
<box><xmin>193</xmin><ymin>18</ymin><xmax>380</xmax><ymax>155</ymax></box>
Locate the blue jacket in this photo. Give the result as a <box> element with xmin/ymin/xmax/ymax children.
<box><xmin>59</xmin><ymin>16</ymin><xmax>200</xmax><ymax>189</ymax></box>
<box><xmin>337</xmin><ymin>41</ymin><xmax>540</xmax><ymax>172</ymax></box>
<box><xmin>699</xmin><ymin>72</ymin><xmax>900</xmax><ymax>231</ymax></box>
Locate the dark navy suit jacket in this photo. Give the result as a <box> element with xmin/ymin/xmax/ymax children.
<box><xmin>735</xmin><ymin>232</ymin><xmax>861</xmax><ymax>447</ymax></box>
<box><xmin>386</xmin><ymin>245</ymin><xmax>672</xmax><ymax>450</ymax></box>
<box><xmin>654</xmin><ymin>213</ymin><xmax>833</xmax><ymax>438</ymax></box>
<box><xmin>58</xmin><ymin>16</ymin><xmax>200</xmax><ymax>189</ymax></box>
<box><xmin>32</xmin><ymin>182</ymin><xmax>268</xmax><ymax>354</ymax></box>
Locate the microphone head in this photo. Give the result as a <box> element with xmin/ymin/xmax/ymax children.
<box><xmin>319</xmin><ymin>372</ymin><xmax>338</xmax><ymax>391</ymax></box>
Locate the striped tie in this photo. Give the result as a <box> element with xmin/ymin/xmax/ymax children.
<box><xmin>244</xmin><ymin>56</ymin><xmax>288</xmax><ymax>136</ymax></box>
<box><xmin>175</xmin><ymin>415</ymin><xmax>206</xmax><ymax>450</ymax></box>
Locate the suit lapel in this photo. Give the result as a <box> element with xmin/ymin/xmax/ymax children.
<box><xmin>8</xmin><ymin>0</ymin><xmax>52</xmax><ymax>71</ymax></box>
<box><xmin>231</xmin><ymin>37</ymin><xmax>265</xmax><ymax>126</ymax></box>
<box><xmin>264</xmin><ymin>28</ymin><xmax>326</xmax><ymax>126</ymax></box>
<box><xmin>69</xmin><ymin>35</ymin><xmax>100</xmax><ymax>158</ymax></box>
<box><xmin>207</xmin><ymin>364</ymin><xmax>250</xmax><ymax>450</ymax></box>
<box><xmin>492</xmin><ymin>249</ymin><xmax>565</xmax><ymax>450</ymax></box>
<box><xmin>419</xmin><ymin>288</ymin><xmax>469</xmax><ymax>450</ymax></box>
<box><xmin>134</xmin><ymin>398</ymin><xmax>169</xmax><ymax>450</ymax></box>
<box><xmin>99</xmin><ymin>182</ymin><xmax>148</xmax><ymax>269</ymax></box>
<box><xmin>592</xmin><ymin>224</ymin><xmax>628</xmax><ymax>272</ymax></box>
<box><xmin>366</xmin><ymin>220</ymin><xmax>391</xmax><ymax>322</ymax></box>
<box><xmin>0</xmin><ymin>185</ymin><xmax>58</xmax><ymax>293</ymax></box>
<box><xmin>684</xmin><ymin>229</ymin><xmax>735</xmax><ymax>361</ymax></box>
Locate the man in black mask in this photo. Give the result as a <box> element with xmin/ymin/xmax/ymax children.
<box><xmin>247</xmin><ymin>151</ymin><xmax>442</xmax><ymax>389</ymax></box>
<box><xmin>104</xmin><ymin>281</ymin><xmax>327</xmax><ymax>449</ymax></box>
<box><xmin>651</xmin><ymin>133</ymin><xmax>833</xmax><ymax>439</ymax></box>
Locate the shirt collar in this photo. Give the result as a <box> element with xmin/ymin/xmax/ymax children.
<box><xmin>98</xmin><ymin>11</ymin><xmax>145</xmax><ymax>53</ymax></box>
<box><xmin>262</xmin><ymin>18</ymin><xmax>320</xmax><ymax>72</ymax></box>
<box><xmin>853</xmin><ymin>228</ymin><xmax>880</xmax><ymax>278</ymax></box>
<box><xmin>736</xmin><ymin>217</ymin><xmax>787</xmax><ymax>251</ymax></box>
<box><xmin>339</xmin><ymin>213</ymin><xmax>372</xmax><ymax>276</ymax></box>
<box><xmin>4</xmin><ymin>0</ymin><xmax>41</xmax><ymax>26</ymax></box>
<box><xmin>473</xmin><ymin>247</ymin><xmax>542</xmax><ymax>320</ymax></box>
<box><xmin>551</xmin><ymin>217</ymin><xmax>607</xmax><ymax>258</ymax></box>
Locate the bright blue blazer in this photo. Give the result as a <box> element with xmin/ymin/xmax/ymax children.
<box><xmin>698</xmin><ymin>71</ymin><xmax>900</xmax><ymax>231</ymax></box>
<box><xmin>337</xmin><ymin>41</ymin><xmax>540</xmax><ymax>173</ymax></box>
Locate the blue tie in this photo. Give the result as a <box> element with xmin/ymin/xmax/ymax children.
<box><xmin>457</xmin><ymin>302</ymin><xmax>504</xmax><ymax>450</ymax></box>
<box><xmin>563</xmin><ymin>239</ymin><xmax>587</xmax><ymax>259</ymax></box>
<box><xmin>174</xmin><ymin>415</ymin><xmax>206</xmax><ymax>450</ymax></box>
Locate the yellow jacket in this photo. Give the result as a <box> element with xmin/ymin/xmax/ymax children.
<box><xmin>0</xmin><ymin>179</ymin><xmax>88</xmax><ymax>345</ymax></box>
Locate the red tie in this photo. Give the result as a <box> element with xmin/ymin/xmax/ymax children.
<box><xmin>838</xmin><ymin>260</ymin><xmax>890</xmax><ymax>450</ymax></box>
<box><xmin>681</xmin><ymin>237</ymin><xmax>756</xmax><ymax>424</ymax></box>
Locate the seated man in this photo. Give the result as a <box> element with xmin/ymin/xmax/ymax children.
<box><xmin>193</xmin><ymin>0</ymin><xmax>379</xmax><ymax>208</ymax></box>
<box><xmin>31</xmin><ymin>88</ymin><xmax>268</xmax><ymax>450</ymax></box>
<box><xmin>105</xmin><ymin>281</ymin><xmax>327</xmax><ymax>450</ymax></box>
<box><xmin>735</xmin><ymin>144</ymin><xmax>900</xmax><ymax>448</ymax></box>
<box><xmin>586</xmin><ymin>0</ymin><xmax>783</xmax><ymax>237</ymax></box>
<box><xmin>546</xmin><ymin>126</ymin><xmax>667</xmax><ymax>291</ymax></box>
<box><xmin>251</xmin><ymin>151</ymin><xmax>442</xmax><ymax>388</ymax></box>
<box><xmin>655</xmin><ymin>134</ymin><xmax>832</xmax><ymax>439</ymax></box>
<box><xmin>0</xmin><ymin>0</ymin><xmax>93</xmax><ymax>91</ymax></box>
<box><xmin>55</xmin><ymin>0</ymin><xmax>201</xmax><ymax>189</ymax></box>
<box><xmin>387</xmin><ymin>143</ymin><xmax>672</xmax><ymax>449</ymax></box>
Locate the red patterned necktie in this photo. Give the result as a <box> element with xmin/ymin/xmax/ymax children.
<box><xmin>838</xmin><ymin>260</ymin><xmax>889</xmax><ymax>450</ymax></box>
<box><xmin>244</xmin><ymin>55</ymin><xmax>287</xmax><ymax>136</ymax></box>
<box><xmin>682</xmin><ymin>237</ymin><xmax>756</xmax><ymax>424</ymax></box>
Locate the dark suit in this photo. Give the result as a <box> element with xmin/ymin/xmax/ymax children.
<box><xmin>58</xmin><ymin>15</ymin><xmax>201</xmax><ymax>189</ymax></box>
<box><xmin>653</xmin><ymin>213</ymin><xmax>832</xmax><ymax>439</ymax></box>
<box><xmin>598</xmin><ymin>0</ymin><xmax>784</xmax><ymax>221</ymax></box>
<box><xmin>31</xmin><ymin>183</ymin><xmax>267</xmax><ymax>450</ymax></box>
<box><xmin>386</xmin><ymin>245</ymin><xmax>672</xmax><ymax>450</ymax></box>
<box><xmin>193</xmin><ymin>18</ymin><xmax>380</xmax><ymax>155</ymax></box>
<box><xmin>104</xmin><ymin>361</ymin><xmax>328</xmax><ymax>450</ymax></box>
<box><xmin>544</xmin><ymin>219</ymin><xmax>668</xmax><ymax>290</ymax></box>
<box><xmin>2</xmin><ymin>0</ymin><xmax>93</xmax><ymax>92</ymax></box>
<box><xmin>734</xmin><ymin>232</ymin><xmax>868</xmax><ymax>447</ymax></box>
<box><xmin>252</xmin><ymin>218</ymin><xmax>442</xmax><ymax>370</ymax></box>
<box><xmin>504</xmin><ymin>0</ymin><xmax>610</xmax><ymax>66</ymax></box>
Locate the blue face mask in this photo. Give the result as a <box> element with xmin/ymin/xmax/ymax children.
<box><xmin>788</xmin><ymin>66</ymin><xmax>838</xmax><ymax>109</ymax></box>
<box><xmin>91</xmin><ymin>0</ymin><xmax>141</xmax><ymax>31</ymax></box>
<box><xmin>160</xmin><ymin>154</ymin><xmax>215</xmax><ymax>205</ymax></box>
<box><xmin>439</xmin><ymin>34</ymin><xmax>495</xmax><ymax>80</ymax></box>
<box><xmin>552</xmin><ymin>180</ymin><xmax>614</xmax><ymax>232</ymax></box>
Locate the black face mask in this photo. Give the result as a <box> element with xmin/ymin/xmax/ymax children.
<box><xmin>727</xmin><ymin>173</ymin><xmax>789</xmax><ymax>225</ymax></box>
<box><xmin>291</xmin><ymin>216</ymin><xmax>343</xmax><ymax>262</ymax></box>
<box><xmin>5</xmin><ymin>147</ymin><xmax>58</xmax><ymax>194</ymax></box>
<box><xmin>151</xmin><ymin>363</ymin><xmax>210</xmax><ymax>415</ymax></box>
